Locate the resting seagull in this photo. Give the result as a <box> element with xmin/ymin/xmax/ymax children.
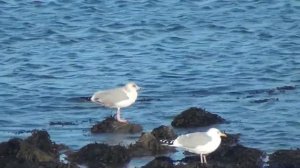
<box><xmin>91</xmin><ymin>82</ymin><xmax>140</xmax><ymax>123</ymax></box>
<box><xmin>161</xmin><ymin>128</ymin><xmax>226</xmax><ymax>164</ymax></box>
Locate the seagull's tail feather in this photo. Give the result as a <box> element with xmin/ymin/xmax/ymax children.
<box><xmin>160</xmin><ymin>139</ymin><xmax>176</xmax><ymax>147</ymax></box>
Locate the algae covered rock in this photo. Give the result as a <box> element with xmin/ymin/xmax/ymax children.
<box><xmin>129</xmin><ymin>132</ymin><xmax>169</xmax><ymax>157</ymax></box>
<box><xmin>70</xmin><ymin>143</ymin><xmax>130</xmax><ymax>168</ymax></box>
<box><xmin>129</xmin><ymin>125</ymin><xmax>177</xmax><ymax>157</ymax></box>
<box><xmin>91</xmin><ymin>117</ymin><xmax>142</xmax><ymax>134</ymax></box>
<box><xmin>141</xmin><ymin>131</ymin><xmax>263</xmax><ymax>168</ymax></box>
<box><xmin>171</xmin><ymin>107</ymin><xmax>225</xmax><ymax>128</ymax></box>
<box><xmin>142</xmin><ymin>156</ymin><xmax>174</xmax><ymax>168</ymax></box>
<box><xmin>269</xmin><ymin>149</ymin><xmax>300</xmax><ymax>168</ymax></box>
<box><xmin>209</xmin><ymin>144</ymin><xmax>263</xmax><ymax>168</ymax></box>
<box><xmin>0</xmin><ymin>130</ymin><xmax>76</xmax><ymax>168</ymax></box>
<box><xmin>151</xmin><ymin>125</ymin><xmax>177</xmax><ymax>141</ymax></box>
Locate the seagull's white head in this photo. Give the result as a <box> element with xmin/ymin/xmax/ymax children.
<box><xmin>125</xmin><ymin>82</ymin><xmax>140</xmax><ymax>91</ymax></box>
<box><xmin>207</xmin><ymin>128</ymin><xmax>227</xmax><ymax>137</ymax></box>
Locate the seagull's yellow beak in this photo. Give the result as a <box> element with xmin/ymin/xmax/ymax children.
<box><xmin>220</xmin><ymin>132</ymin><xmax>227</xmax><ymax>137</ymax></box>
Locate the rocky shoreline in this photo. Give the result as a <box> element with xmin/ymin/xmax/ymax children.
<box><xmin>1</xmin><ymin>107</ymin><xmax>299</xmax><ymax>168</ymax></box>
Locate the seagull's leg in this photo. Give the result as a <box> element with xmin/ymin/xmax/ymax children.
<box><xmin>113</xmin><ymin>108</ymin><xmax>118</xmax><ymax>119</ymax></box>
<box><xmin>112</xmin><ymin>109</ymin><xmax>116</xmax><ymax>118</ymax></box>
<box><xmin>200</xmin><ymin>154</ymin><xmax>203</xmax><ymax>164</ymax></box>
<box><xmin>203</xmin><ymin>155</ymin><xmax>207</xmax><ymax>164</ymax></box>
<box><xmin>115</xmin><ymin>108</ymin><xmax>127</xmax><ymax>123</ymax></box>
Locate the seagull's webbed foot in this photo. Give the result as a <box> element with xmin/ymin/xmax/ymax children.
<box><xmin>116</xmin><ymin>117</ymin><xmax>128</xmax><ymax>123</ymax></box>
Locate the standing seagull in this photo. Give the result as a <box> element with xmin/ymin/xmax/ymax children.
<box><xmin>161</xmin><ymin>128</ymin><xmax>226</xmax><ymax>164</ymax></box>
<box><xmin>91</xmin><ymin>82</ymin><xmax>140</xmax><ymax>123</ymax></box>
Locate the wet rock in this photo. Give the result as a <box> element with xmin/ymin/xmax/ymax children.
<box><xmin>142</xmin><ymin>156</ymin><xmax>175</xmax><ymax>168</ymax></box>
<box><xmin>178</xmin><ymin>144</ymin><xmax>263</xmax><ymax>168</ymax></box>
<box><xmin>171</xmin><ymin>107</ymin><xmax>225</xmax><ymax>128</ymax></box>
<box><xmin>143</xmin><ymin>132</ymin><xmax>262</xmax><ymax>168</ymax></box>
<box><xmin>0</xmin><ymin>130</ymin><xmax>76</xmax><ymax>168</ymax></box>
<box><xmin>25</xmin><ymin>130</ymin><xmax>57</xmax><ymax>154</ymax></box>
<box><xmin>176</xmin><ymin>157</ymin><xmax>206</xmax><ymax>168</ymax></box>
<box><xmin>221</xmin><ymin>133</ymin><xmax>240</xmax><ymax>147</ymax></box>
<box><xmin>269</xmin><ymin>149</ymin><xmax>300</xmax><ymax>168</ymax></box>
<box><xmin>209</xmin><ymin>144</ymin><xmax>263</xmax><ymax>168</ymax></box>
<box><xmin>129</xmin><ymin>125</ymin><xmax>177</xmax><ymax>157</ymax></box>
<box><xmin>0</xmin><ymin>159</ymin><xmax>71</xmax><ymax>168</ymax></box>
<box><xmin>128</xmin><ymin>132</ymin><xmax>173</xmax><ymax>157</ymax></box>
<box><xmin>70</xmin><ymin>143</ymin><xmax>130</xmax><ymax>168</ymax></box>
<box><xmin>15</xmin><ymin>130</ymin><xmax>32</xmax><ymax>135</ymax></box>
<box><xmin>91</xmin><ymin>117</ymin><xmax>143</xmax><ymax>134</ymax></box>
<box><xmin>189</xmin><ymin>133</ymin><xmax>262</xmax><ymax>168</ymax></box>
<box><xmin>151</xmin><ymin>125</ymin><xmax>177</xmax><ymax>141</ymax></box>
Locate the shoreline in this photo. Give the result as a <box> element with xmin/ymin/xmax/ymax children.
<box><xmin>1</xmin><ymin>107</ymin><xmax>299</xmax><ymax>168</ymax></box>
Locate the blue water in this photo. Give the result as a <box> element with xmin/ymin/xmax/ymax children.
<box><xmin>1</xmin><ymin>0</ymin><xmax>300</xmax><ymax>166</ymax></box>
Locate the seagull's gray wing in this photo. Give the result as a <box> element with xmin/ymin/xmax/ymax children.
<box><xmin>176</xmin><ymin>132</ymin><xmax>212</xmax><ymax>148</ymax></box>
<box><xmin>92</xmin><ymin>87</ymin><xmax>129</xmax><ymax>106</ymax></box>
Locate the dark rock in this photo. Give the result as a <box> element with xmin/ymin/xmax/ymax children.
<box><xmin>15</xmin><ymin>130</ymin><xmax>33</xmax><ymax>135</ymax></box>
<box><xmin>129</xmin><ymin>126</ymin><xmax>177</xmax><ymax>157</ymax></box>
<box><xmin>171</xmin><ymin>107</ymin><xmax>225</xmax><ymax>128</ymax></box>
<box><xmin>183</xmin><ymin>133</ymin><xmax>261</xmax><ymax>168</ymax></box>
<box><xmin>221</xmin><ymin>133</ymin><xmax>240</xmax><ymax>147</ymax></box>
<box><xmin>178</xmin><ymin>144</ymin><xmax>263</xmax><ymax>168</ymax></box>
<box><xmin>91</xmin><ymin>117</ymin><xmax>143</xmax><ymax>134</ymax></box>
<box><xmin>269</xmin><ymin>149</ymin><xmax>300</xmax><ymax>168</ymax></box>
<box><xmin>210</xmin><ymin>144</ymin><xmax>263</xmax><ymax>168</ymax></box>
<box><xmin>0</xmin><ymin>131</ymin><xmax>76</xmax><ymax>168</ymax></box>
<box><xmin>25</xmin><ymin>130</ymin><xmax>57</xmax><ymax>155</ymax></box>
<box><xmin>147</xmin><ymin>132</ymin><xmax>261</xmax><ymax>168</ymax></box>
<box><xmin>0</xmin><ymin>157</ymin><xmax>37</xmax><ymax>168</ymax></box>
<box><xmin>70</xmin><ymin>143</ymin><xmax>130</xmax><ymax>168</ymax></box>
<box><xmin>151</xmin><ymin>125</ymin><xmax>177</xmax><ymax>141</ymax></box>
<box><xmin>142</xmin><ymin>156</ymin><xmax>175</xmax><ymax>168</ymax></box>
<box><xmin>176</xmin><ymin>157</ymin><xmax>206</xmax><ymax>168</ymax></box>
<box><xmin>128</xmin><ymin>132</ymin><xmax>173</xmax><ymax>157</ymax></box>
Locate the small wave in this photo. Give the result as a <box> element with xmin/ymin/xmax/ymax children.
<box><xmin>165</xmin><ymin>24</ymin><xmax>187</xmax><ymax>32</ymax></box>
<box><xmin>49</xmin><ymin>121</ymin><xmax>77</xmax><ymax>126</ymax></box>
<box><xmin>68</xmin><ymin>97</ymin><xmax>91</xmax><ymax>102</ymax></box>
<box><xmin>251</xmin><ymin>98</ymin><xmax>279</xmax><ymax>104</ymax></box>
<box><xmin>234</xmin><ymin>85</ymin><xmax>297</xmax><ymax>96</ymax></box>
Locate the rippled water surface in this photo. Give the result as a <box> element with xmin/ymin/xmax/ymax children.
<box><xmin>1</xmin><ymin>0</ymin><xmax>300</xmax><ymax>166</ymax></box>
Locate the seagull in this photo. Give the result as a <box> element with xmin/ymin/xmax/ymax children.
<box><xmin>91</xmin><ymin>82</ymin><xmax>140</xmax><ymax>123</ymax></box>
<box><xmin>161</xmin><ymin>128</ymin><xmax>226</xmax><ymax>164</ymax></box>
